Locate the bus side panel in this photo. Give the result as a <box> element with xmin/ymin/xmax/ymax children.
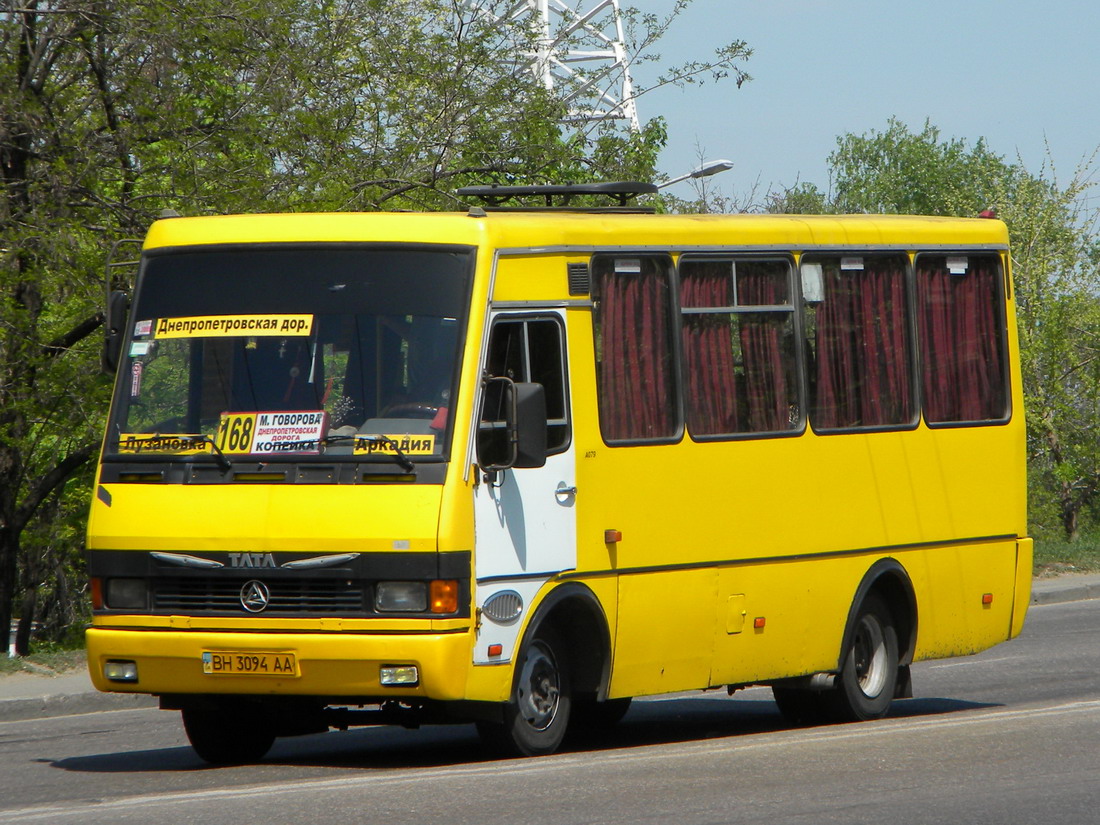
<box><xmin>611</xmin><ymin>568</ymin><xmax>716</xmax><ymax>697</ymax></box>
<box><xmin>909</xmin><ymin>539</ymin><xmax>1019</xmax><ymax>661</ymax></box>
<box><xmin>709</xmin><ymin>540</ymin><xmax>1020</xmax><ymax>688</ymax></box>
<box><xmin>711</xmin><ymin>561</ymin><xmax>849</xmax><ymax>686</ymax></box>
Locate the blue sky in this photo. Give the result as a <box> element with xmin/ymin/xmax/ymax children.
<box><xmin>624</xmin><ymin>0</ymin><xmax>1099</xmax><ymax>200</ymax></box>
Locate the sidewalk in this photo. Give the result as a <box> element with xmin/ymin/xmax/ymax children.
<box><xmin>1029</xmin><ymin>571</ymin><xmax>1100</xmax><ymax>605</ymax></box>
<box><xmin>0</xmin><ymin>667</ymin><xmax>156</xmax><ymax>722</ymax></box>
<box><xmin>2</xmin><ymin>573</ymin><xmax>1098</xmax><ymax>724</ymax></box>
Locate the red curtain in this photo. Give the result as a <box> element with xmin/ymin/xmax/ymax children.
<box><xmin>739</xmin><ymin>267</ymin><xmax>791</xmax><ymax>431</ymax></box>
<box><xmin>917</xmin><ymin>257</ymin><xmax>1006</xmax><ymax>422</ymax></box>
<box><xmin>680</xmin><ymin>261</ymin><xmax>794</xmax><ymax>435</ymax></box>
<box><xmin>681</xmin><ymin>264</ymin><xmax>741</xmax><ymax>434</ymax></box>
<box><xmin>597</xmin><ymin>260</ymin><xmax>677</xmax><ymax>440</ymax></box>
<box><xmin>812</xmin><ymin>258</ymin><xmax>912</xmax><ymax>429</ymax></box>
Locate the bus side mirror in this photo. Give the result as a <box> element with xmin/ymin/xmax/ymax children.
<box><xmin>102</xmin><ymin>289</ymin><xmax>130</xmax><ymax>374</ymax></box>
<box><xmin>477</xmin><ymin>378</ymin><xmax>548</xmax><ymax>472</ymax></box>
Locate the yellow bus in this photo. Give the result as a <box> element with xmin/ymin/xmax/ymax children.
<box><xmin>86</xmin><ymin>183</ymin><xmax>1031</xmax><ymax>762</ymax></box>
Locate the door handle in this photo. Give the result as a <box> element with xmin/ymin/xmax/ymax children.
<box><xmin>555</xmin><ymin>483</ymin><xmax>577</xmax><ymax>499</ymax></box>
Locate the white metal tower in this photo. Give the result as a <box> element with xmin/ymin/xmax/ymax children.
<box><xmin>474</xmin><ymin>0</ymin><xmax>640</xmax><ymax>132</ymax></box>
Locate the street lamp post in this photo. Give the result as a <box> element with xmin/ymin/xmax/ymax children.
<box><xmin>657</xmin><ymin>159</ymin><xmax>734</xmax><ymax>189</ymax></box>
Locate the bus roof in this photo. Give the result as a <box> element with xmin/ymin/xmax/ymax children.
<box><xmin>142</xmin><ymin>210</ymin><xmax>1010</xmax><ymax>253</ymax></box>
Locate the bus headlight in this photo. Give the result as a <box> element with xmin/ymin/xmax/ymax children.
<box><xmin>375</xmin><ymin>581</ymin><xmax>427</xmax><ymax>612</ymax></box>
<box><xmin>106</xmin><ymin>578</ymin><xmax>148</xmax><ymax>610</ymax></box>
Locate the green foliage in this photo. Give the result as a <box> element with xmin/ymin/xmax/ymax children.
<box><xmin>766</xmin><ymin>182</ymin><xmax>830</xmax><ymax>215</ymax></box>
<box><xmin>829</xmin><ymin>118</ymin><xmax>1017</xmax><ymax>216</ymax></box>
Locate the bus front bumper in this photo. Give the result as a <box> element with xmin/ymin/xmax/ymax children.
<box><xmin>86</xmin><ymin>626</ymin><xmax>473</xmax><ymax>701</ymax></box>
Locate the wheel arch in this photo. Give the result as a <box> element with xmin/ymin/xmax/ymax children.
<box><xmin>838</xmin><ymin>558</ymin><xmax>918</xmax><ymax>671</ymax></box>
<box><xmin>522</xmin><ymin>581</ymin><xmax>613</xmax><ymax>702</ymax></box>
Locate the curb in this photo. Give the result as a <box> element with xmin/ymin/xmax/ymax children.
<box><xmin>1031</xmin><ymin>579</ymin><xmax>1100</xmax><ymax>606</ymax></box>
<box><xmin>0</xmin><ymin>688</ymin><xmax>157</xmax><ymax>723</ymax></box>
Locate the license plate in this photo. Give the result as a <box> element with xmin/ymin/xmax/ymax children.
<box><xmin>202</xmin><ymin>651</ymin><xmax>298</xmax><ymax>676</ymax></box>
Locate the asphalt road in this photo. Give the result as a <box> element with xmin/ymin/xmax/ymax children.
<box><xmin>1</xmin><ymin>599</ymin><xmax>1097</xmax><ymax>825</ymax></box>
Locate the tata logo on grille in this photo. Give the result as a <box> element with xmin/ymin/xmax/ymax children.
<box><xmin>229</xmin><ymin>552</ymin><xmax>276</xmax><ymax>568</ymax></box>
<box><xmin>240</xmin><ymin>580</ymin><xmax>271</xmax><ymax>613</ymax></box>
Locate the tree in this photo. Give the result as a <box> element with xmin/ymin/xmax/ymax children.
<box><xmin>1002</xmin><ymin>172</ymin><xmax>1100</xmax><ymax>541</ymax></box>
<box><xmin>0</xmin><ymin>0</ymin><xmax>752</xmax><ymax>653</ymax></box>
<box><xmin>773</xmin><ymin>119</ymin><xmax>1100</xmax><ymax>540</ymax></box>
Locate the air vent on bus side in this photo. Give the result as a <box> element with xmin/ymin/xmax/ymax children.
<box><xmin>568</xmin><ymin>262</ymin><xmax>590</xmax><ymax>296</ymax></box>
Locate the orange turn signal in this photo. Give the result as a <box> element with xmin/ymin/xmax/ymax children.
<box><xmin>753</xmin><ymin>617</ymin><xmax>766</xmax><ymax>629</ymax></box>
<box><xmin>431</xmin><ymin>580</ymin><xmax>459</xmax><ymax>613</ymax></box>
<box><xmin>604</xmin><ymin>529</ymin><xmax>622</xmax><ymax>544</ymax></box>
<box><xmin>982</xmin><ymin>593</ymin><xmax>994</xmax><ymax>605</ymax></box>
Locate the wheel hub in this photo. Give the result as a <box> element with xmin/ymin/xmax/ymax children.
<box><xmin>516</xmin><ymin>641</ymin><xmax>560</xmax><ymax>730</ymax></box>
<box><xmin>853</xmin><ymin>613</ymin><xmax>888</xmax><ymax>698</ymax></box>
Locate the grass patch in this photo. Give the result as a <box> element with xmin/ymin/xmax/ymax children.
<box><xmin>1033</xmin><ymin>533</ymin><xmax>1100</xmax><ymax>576</ymax></box>
<box><xmin>0</xmin><ymin>648</ymin><xmax>86</xmax><ymax>676</ymax></box>
<box><xmin>1</xmin><ymin>637</ymin><xmax>87</xmax><ymax>677</ymax></box>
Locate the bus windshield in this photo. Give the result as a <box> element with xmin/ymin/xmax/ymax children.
<box><xmin>107</xmin><ymin>245</ymin><xmax>473</xmax><ymax>465</ymax></box>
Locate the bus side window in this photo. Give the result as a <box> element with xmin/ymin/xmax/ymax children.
<box><xmin>802</xmin><ymin>253</ymin><xmax>915</xmax><ymax>431</ymax></box>
<box><xmin>591</xmin><ymin>255</ymin><xmax>679</xmax><ymax>443</ymax></box>
<box><xmin>679</xmin><ymin>257</ymin><xmax>800</xmax><ymax>437</ymax></box>
<box><xmin>915</xmin><ymin>254</ymin><xmax>1008</xmax><ymax>423</ymax></box>
<box><xmin>480</xmin><ymin>317</ymin><xmax>570</xmax><ymax>462</ymax></box>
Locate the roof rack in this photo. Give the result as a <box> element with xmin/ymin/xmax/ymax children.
<box><xmin>456</xmin><ymin>181</ymin><xmax>658</xmax><ymax>212</ymax></box>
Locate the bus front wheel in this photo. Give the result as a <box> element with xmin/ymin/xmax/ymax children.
<box><xmin>832</xmin><ymin>593</ymin><xmax>899</xmax><ymax>722</ymax></box>
<box><xmin>478</xmin><ymin>626</ymin><xmax>572</xmax><ymax>757</ymax></box>
<box><xmin>182</xmin><ymin>704</ymin><xmax>275</xmax><ymax>765</ymax></box>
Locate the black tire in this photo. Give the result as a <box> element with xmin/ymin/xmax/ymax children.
<box><xmin>182</xmin><ymin>704</ymin><xmax>276</xmax><ymax>765</ymax></box>
<box><xmin>829</xmin><ymin>592</ymin><xmax>899</xmax><ymax>722</ymax></box>
<box><xmin>772</xmin><ymin>686</ymin><xmax>831</xmax><ymax>727</ymax></box>
<box><xmin>478</xmin><ymin>626</ymin><xmax>572</xmax><ymax>757</ymax></box>
<box><xmin>569</xmin><ymin>696</ymin><xmax>632</xmax><ymax>740</ymax></box>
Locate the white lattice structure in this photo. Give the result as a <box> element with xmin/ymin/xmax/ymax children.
<box><xmin>475</xmin><ymin>0</ymin><xmax>640</xmax><ymax>131</ymax></box>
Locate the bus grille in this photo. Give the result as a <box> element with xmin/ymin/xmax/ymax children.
<box><xmin>152</xmin><ymin>578</ymin><xmax>365</xmax><ymax>614</ymax></box>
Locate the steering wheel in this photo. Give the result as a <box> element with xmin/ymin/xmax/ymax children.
<box><xmin>378</xmin><ymin>402</ymin><xmax>440</xmax><ymax>419</ymax></box>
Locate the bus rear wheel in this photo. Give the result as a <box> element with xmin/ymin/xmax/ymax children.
<box><xmin>182</xmin><ymin>703</ymin><xmax>275</xmax><ymax>765</ymax></box>
<box><xmin>478</xmin><ymin>627</ymin><xmax>572</xmax><ymax>757</ymax></box>
<box><xmin>831</xmin><ymin>593</ymin><xmax>899</xmax><ymax>722</ymax></box>
<box><xmin>772</xmin><ymin>686</ymin><xmax>831</xmax><ymax>726</ymax></box>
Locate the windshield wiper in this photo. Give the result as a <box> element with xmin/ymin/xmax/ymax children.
<box><xmin>194</xmin><ymin>434</ymin><xmax>232</xmax><ymax>474</ymax></box>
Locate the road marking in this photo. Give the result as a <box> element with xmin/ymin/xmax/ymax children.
<box><xmin>3</xmin><ymin>699</ymin><xmax>1099</xmax><ymax>822</ymax></box>
<box><xmin>926</xmin><ymin>655</ymin><xmax>1018</xmax><ymax>669</ymax></box>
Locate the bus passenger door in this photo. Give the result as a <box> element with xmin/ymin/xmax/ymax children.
<box><xmin>472</xmin><ymin>312</ymin><xmax>576</xmax><ymax>663</ymax></box>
